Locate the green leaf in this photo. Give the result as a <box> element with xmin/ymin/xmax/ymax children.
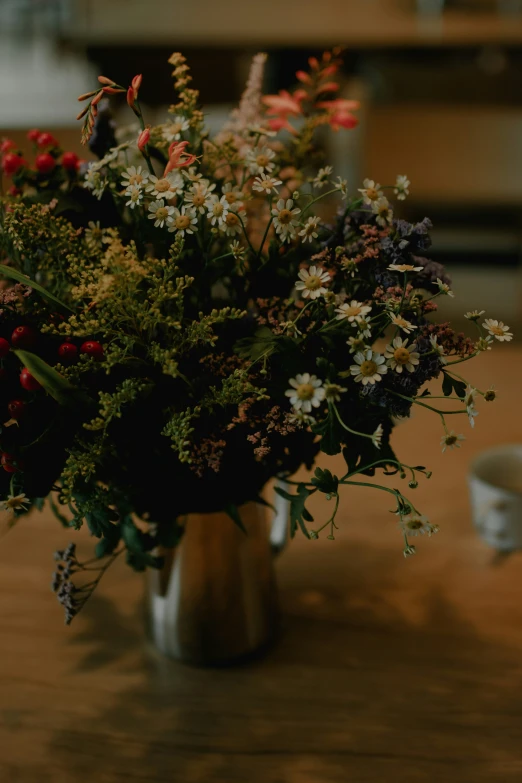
<box><xmin>311</xmin><ymin>467</ymin><xmax>339</xmax><ymax>495</ymax></box>
<box><xmin>14</xmin><ymin>350</ymin><xmax>92</xmax><ymax>408</ymax></box>
<box><xmin>442</xmin><ymin>372</ymin><xmax>453</xmax><ymax>397</ymax></box>
<box><xmin>0</xmin><ymin>263</ymin><xmax>73</xmax><ymax>312</ymax></box>
<box><xmin>224</xmin><ymin>503</ymin><xmax>247</xmax><ymax>534</ymax></box>
<box><xmin>311</xmin><ymin>410</ymin><xmax>342</xmax><ymax>455</ymax></box>
<box><xmin>442</xmin><ymin>371</ymin><xmax>467</xmax><ymax>399</ymax></box>
<box><xmin>275</xmin><ymin>483</ymin><xmax>314</xmax><ymax>539</ymax></box>
<box><xmin>234</xmin><ymin>327</ymin><xmax>278</xmax><ymax>361</ymax></box>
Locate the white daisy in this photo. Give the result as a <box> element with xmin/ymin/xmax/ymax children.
<box><xmin>222</xmin><ymin>207</ymin><xmax>244</xmax><ymax>237</ymax></box>
<box><xmin>441</xmin><ymin>431</ymin><xmax>465</xmax><ymax>452</ymax></box>
<box><xmin>475</xmin><ymin>336</ymin><xmax>493</xmax><ymax>352</ymax></box>
<box><xmin>0</xmin><ymin>493</ymin><xmax>30</xmax><ymax>512</ymax></box>
<box><xmin>394</xmin><ymin>175</ymin><xmax>410</xmax><ymax>201</ymax></box>
<box><xmin>125</xmin><ymin>186</ymin><xmax>143</xmax><ymax>209</ymax></box>
<box><xmin>334</xmin><ymin>176</ymin><xmax>348</xmax><ymax>199</ymax></box>
<box><xmin>295</xmin><ymin>265</ymin><xmax>331</xmax><ymax>300</ymax></box>
<box><xmin>84</xmin><ymin>220</ymin><xmax>104</xmax><ymax>248</ymax></box>
<box><xmin>464</xmin><ymin>310</ymin><xmax>485</xmax><ymax>321</ymax></box>
<box><xmin>245</xmin><ymin>145</ymin><xmax>276</xmax><ymax>175</ymax></box>
<box><xmin>271</xmin><ymin>198</ymin><xmax>301</xmax><ymax>242</ymax></box>
<box><xmin>167</xmin><ymin>205</ymin><xmax>198</xmax><ymax>236</ymax></box>
<box><xmin>356</xmin><ymin>317</ymin><xmax>372</xmax><ymax>339</ymax></box>
<box><xmin>372</xmin><ymin>197</ymin><xmax>393</xmax><ymax>227</ymax></box>
<box><xmin>222</xmin><ymin>183</ymin><xmax>245</xmax><ymax>209</ymax></box>
<box><xmin>162</xmin><ymin>115</ymin><xmax>190</xmax><ymax>142</ymax></box>
<box><xmin>323</xmin><ymin>382</ymin><xmax>347</xmax><ymax>402</ymax></box>
<box><xmin>388</xmin><ymin>263</ymin><xmax>424</xmax><ymax>273</ymax></box>
<box><xmin>384</xmin><ymin>336</ymin><xmax>420</xmax><ymax>374</ymax></box>
<box><xmin>182</xmin><ymin>166</ymin><xmax>204</xmax><ymax>183</ymax></box>
<box><xmin>346</xmin><ymin>335</ymin><xmax>369</xmax><ymax>354</ymax></box>
<box><xmin>205</xmin><ymin>194</ymin><xmax>229</xmax><ymax>227</ymax></box>
<box><xmin>299</xmin><ymin>216</ymin><xmax>321</xmax><ymax>243</ymax></box>
<box><xmin>389</xmin><ymin>312</ymin><xmax>417</xmax><ymax>334</ymax></box>
<box><xmin>429</xmin><ymin>335</ymin><xmax>447</xmax><ymax>363</ymax></box>
<box><xmin>313</xmin><ymin>166</ymin><xmax>333</xmax><ymax>189</ymax></box>
<box><xmin>252</xmin><ymin>173</ymin><xmax>282</xmax><ymax>195</ymax></box>
<box><xmin>287</xmin><ymin>410</ymin><xmax>316</xmax><ymax>427</ymax></box>
<box><xmin>464</xmin><ymin>385</ymin><xmax>479</xmax><ymax>428</ymax></box>
<box><xmin>398</xmin><ymin>513</ymin><xmax>438</xmax><ymax>537</ymax></box>
<box><xmin>335</xmin><ymin>300</ymin><xmax>372</xmax><ymax>323</ymax></box>
<box><xmin>350</xmin><ymin>350</ymin><xmax>388</xmax><ymax>385</ymax></box>
<box><xmin>148</xmin><ymin>199</ymin><xmax>175</xmax><ymax>228</ymax></box>
<box><xmin>146</xmin><ymin>172</ymin><xmax>183</xmax><ymax>198</ymax></box>
<box><xmin>121</xmin><ymin>165</ymin><xmax>149</xmax><ymax>189</ymax></box>
<box><xmin>482</xmin><ymin>319</ymin><xmax>513</xmax><ymax>342</ymax></box>
<box><xmin>372</xmin><ymin>424</ymin><xmax>384</xmax><ymax>449</ymax></box>
<box><xmin>229</xmin><ymin>240</ymin><xmax>245</xmax><ymax>260</ymax></box>
<box><xmin>285</xmin><ymin>373</ymin><xmax>325</xmax><ymax>413</ymax></box>
<box><xmin>434</xmin><ymin>277</ymin><xmax>454</xmax><ymax>297</ymax></box>
<box><xmin>84</xmin><ymin>166</ymin><xmax>106</xmax><ymax>200</ymax></box>
<box><xmin>184</xmin><ymin>181</ymin><xmax>216</xmax><ymax>214</ymax></box>
<box><xmin>358</xmin><ymin>178</ymin><xmax>383</xmax><ymax>205</ymax></box>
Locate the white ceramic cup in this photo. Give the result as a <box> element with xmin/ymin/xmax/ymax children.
<box><xmin>469</xmin><ymin>444</ymin><xmax>522</xmax><ymax>551</ymax></box>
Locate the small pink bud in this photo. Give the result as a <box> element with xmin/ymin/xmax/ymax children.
<box><xmin>127</xmin><ymin>86</ymin><xmax>136</xmax><ymax>110</ymax></box>
<box><xmin>137</xmin><ymin>127</ymin><xmax>150</xmax><ymax>152</ymax></box>
<box><xmin>97</xmin><ymin>75</ymin><xmax>115</xmax><ymax>86</ymax></box>
<box><xmin>77</xmin><ymin>90</ymin><xmax>97</xmax><ymax>102</ymax></box>
<box><xmin>131</xmin><ymin>74</ymin><xmax>143</xmax><ymax>95</ymax></box>
<box><xmin>91</xmin><ymin>91</ymin><xmax>103</xmax><ymax>106</ymax></box>
<box><xmin>102</xmin><ymin>86</ymin><xmax>125</xmax><ymax>95</ymax></box>
<box><xmin>296</xmin><ymin>70</ymin><xmax>312</xmax><ymax>85</ymax></box>
<box><xmin>317</xmin><ymin>82</ymin><xmax>339</xmax><ymax>94</ymax></box>
<box><xmin>76</xmin><ymin>106</ymin><xmax>89</xmax><ymax>120</ymax></box>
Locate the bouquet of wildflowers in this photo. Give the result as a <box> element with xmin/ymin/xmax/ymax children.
<box><xmin>0</xmin><ymin>49</ymin><xmax>512</xmax><ymax>623</ymax></box>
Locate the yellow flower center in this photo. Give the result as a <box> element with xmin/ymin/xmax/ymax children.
<box><xmin>296</xmin><ymin>383</ymin><xmax>315</xmax><ymax>401</ymax></box>
<box><xmin>171</xmin><ymin>122</ymin><xmax>183</xmax><ymax>134</ymax></box>
<box><xmin>155</xmin><ymin>207</ymin><xmax>169</xmax><ymax>221</ymax></box>
<box><xmin>490</xmin><ymin>325</ymin><xmax>504</xmax><ymax>336</ymax></box>
<box><xmin>212</xmin><ymin>203</ymin><xmax>224</xmax><ymax>216</ymax></box>
<box><xmin>345</xmin><ymin>305</ymin><xmax>362</xmax><ymax>317</ymax></box>
<box><xmin>304</xmin><ymin>275</ymin><xmax>322</xmax><ymax>291</ymax></box>
<box><xmin>225</xmin><ymin>212</ymin><xmax>240</xmax><ymax>227</ymax></box>
<box><xmin>406</xmin><ymin>518</ymin><xmax>423</xmax><ymax>530</ymax></box>
<box><xmin>393</xmin><ymin>347</ymin><xmax>410</xmax><ymax>365</ymax></box>
<box><xmin>256</xmin><ymin>154</ymin><xmax>269</xmax><ymax>167</ymax></box>
<box><xmin>445</xmin><ymin>435</ymin><xmax>457</xmax><ymax>446</ymax></box>
<box><xmin>191</xmin><ymin>194</ymin><xmax>206</xmax><ymax>207</ymax></box>
<box><xmin>154</xmin><ymin>179</ymin><xmax>171</xmax><ymax>192</ymax></box>
<box><xmin>175</xmin><ymin>215</ymin><xmax>190</xmax><ymax>229</ymax></box>
<box><xmin>128</xmin><ymin>173</ymin><xmax>143</xmax><ymax>185</ymax></box>
<box><xmin>360</xmin><ymin>360</ymin><xmax>377</xmax><ymax>377</ymax></box>
<box><xmin>366</xmin><ymin>187</ymin><xmax>379</xmax><ymax>201</ymax></box>
<box><xmin>224</xmin><ymin>192</ymin><xmax>238</xmax><ymax>204</ymax></box>
<box><xmin>278</xmin><ymin>209</ymin><xmax>293</xmax><ymax>224</ymax></box>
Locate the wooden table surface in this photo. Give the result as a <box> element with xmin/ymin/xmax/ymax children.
<box><xmin>1</xmin><ymin>347</ymin><xmax>522</xmax><ymax>783</ymax></box>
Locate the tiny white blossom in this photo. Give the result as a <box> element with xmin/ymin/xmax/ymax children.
<box><xmin>394</xmin><ymin>175</ymin><xmax>410</xmax><ymax>200</ymax></box>
<box><xmin>146</xmin><ymin>172</ymin><xmax>184</xmax><ymax>198</ymax></box>
<box><xmin>162</xmin><ymin>116</ymin><xmax>190</xmax><ymax>142</ymax></box>
<box><xmin>223</xmin><ymin>206</ymin><xmax>244</xmax><ymax>237</ymax></box>
<box><xmin>167</xmin><ymin>205</ymin><xmax>198</xmax><ymax>236</ymax></box>
<box><xmin>0</xmin><ymin>493</ymin><xmax>30</xmax><ymax>512</ymax></box>
<box><xmin>295</xmin><ymin>265</ymin><xmax>331</xmax><ymax>300</ymax></box>
<box><xmin>335</xmin><ymin>300</ymin><xmax>372</xmax><ymax>323</ymax></box>
<box><xmin>121</xmin><ymin>165</ymin><xmax>149</xmax><ymax>189</ymax></box>
<box><xmin>434</xmin><ymin>278</ymin><xmax>454</xmax><ymax>297</ymax></box>
<box><xmin>299</xmin><ymin>216</ymin><xmax>321</xmax><ymax>243</ymax></box>
<box><xmin>222</xmin><ymin>183</ymin><xmax>245</xmax><ymax>209</ymax></box>
<box><xmin>358</xmin><ymin>178</ymin><xmax>383</xmax><ymax>205</ymax></box>
<box><xmin>350</xmin><ymin>350</ymin><xmax>388</xmax><ymax>385</ymax></box>
<box><xmin>271</xmin><ymin>198</ymin><xmax>301</xmax><ymax>242</ymax></box>
<box><xmin>245</xmin><ymin>145</ymin><xmax>276</xmax><ymax>175</ymax></box>
<box><xmin>253</xmin><ymin>173</ymin><xmax>282</xmax><ymax>194</ymax></box>
<box><xmin>313</xmin><ymin>166</ymin><xmax>333</xmax><ymax>189</ymax></box>
<box><xmin>372</xmin><ymin>424</ymin><xmax>384</xmax><ymax>449</ymax></box>
<box><xmin>399</xmin><ymin>514</ymin><xmax>438</xmax><ymax>537</ymax></box>
<box><xmin>464</xmin><ymin>310</ymin><xmax>485</xmax><ymax>321</ymax></box>
<box><xmin>285</xmin><ymin>373</ymin><xmax>326</xmax><ymax>413</ymax></box>
<box><xmin>389</xmin><ymin>312</ymin><xmax>417</xmax><ymax>334</ymax></box>
<box><xmin>384</xmin><ymin>336</ymin><xmax>420</xmax><ymax>373</ymax></box>
<box><xmin>125</xmin><ymin>186</ymin><xmax>143</xmax><ymax>208</ymax></box>
<box><xmin>482</xmin><ymin>319</ymin><xmax>513</xmax><ymax>342</ymax></box>
<box><xmin>347</xmin><ymin>335</ymin><xmax>369</xmax><ymax>354</ymax></box>
<box><xmin>441</xmin><ymin>431</ymin><xmax>465</xmax><ymax>452</ymax></box>
<box><xmin>334</xmin><ymin>176</ymin><xmax>348</xmax><ymax>198</ymax></box>
<box><xmin>229</xmin><ymin>240</ymin><xmax>245</xmax><ymax>260</ymax></box>
<box><xmin>372</xmin><ymin>196</ymin><xmax>393</xmax><ymax>227</ymax></box>
<box><xmin>84</xmin><ymin>165</ymin><xmax>106</xmax><ymax>199</ymax></box>
<box><xmin>356</xmin><ymin>317</ymin><xmax>372</xmax><ymax>339</ymax></box>
<box><xmin>464</xmin><ymin>386</ymin><xmax>479</xmax><ymax>428</ymax></box>
<box><xmin>205</xmin><ymin>194</ymin><xmax>229</xmax><ymax>226</ymax></box>
<box><xmin>148</xmin><ymin>199</ymin><xmax>175</xmax><ymax>228</ymax></box>
<box><xmin>184</xmin><ymin>181</ymin><xmax>216</xmax><ymax>214</ymax></box>
<box><xmin>388</xmin><ymin>263</ymin><xmax>423</xmax><ymax>273</ymax></box>
<box><xmin>429</xmin><ymin>335</ymin><xmax>447</xmax><ymax>363</ymax></box>
<box><xmin>323</xmin><ymin>382</ymin><xmax>347</xmax><ymax>402</ymax></box>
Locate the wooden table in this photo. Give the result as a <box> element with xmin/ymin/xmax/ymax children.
<box><xmin>1</xmin><ymin>348</ymin><xmax>522</xmax><ymax>782</ymax></box>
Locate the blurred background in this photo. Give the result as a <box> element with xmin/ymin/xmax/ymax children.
<box><xmin>2</xmin><ymin>0</ymin><xmax>522</xmax><ymax>328</ymax></box>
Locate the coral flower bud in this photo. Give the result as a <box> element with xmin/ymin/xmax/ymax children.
<box><xmin>91</xmin><ymin>91</ymin><xmax>103</xmax><ymax>107</ymax></box>
<box><xmin>97</xmin><ymin>75</ymin><xmax>115</xmax><ymax>86</ymax></box>
<box><xmin>102</xmin><ymin>86</ymin><xmax>125</xmax><ymax>95</ymax></box>
<box><xmin>317</xmin><ymin>82</ymin><xmax>339</xmax><ymax>94</ymax></box>
<box><xmin>131</xmin><ymin>74</ymin><xmax>143</xmax><ymax>94</ymax></box>
<box><xmin>321</xmin><ymin>64</ymin><xmax>339</xmax><ymax>77</ymax></box>
<box><xmin>137</xmin><ymin>127</ymin><xmax>150</xmax><ymax>152</ymax></box>
<box><xmin>76</xmin><ymin>106</ymin><xmax>89</xmax><ymax>120</ymax></box>
<box><xmin>127</xmin><ymin>86</ymin><xmax>136</xmax><ymax>110</ymax></box>
<box><xmin>77</xmin><ymin>90</ymin><xmax>97</xmax><ymax>102</ymax></box>
<box><xmin>296</xmin><ymin>71</ymin><xmax>312</xmax><ymax>85</ymax></box>
<box><xmin>308</xmin><ymin>57</ymin><xmax>319</xmax><ymax>70</ymax></box>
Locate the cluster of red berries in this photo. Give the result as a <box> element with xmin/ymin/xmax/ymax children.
<box><xmin>0</xmin><ymin>130</ymin><xmax>83</xmax><ymax>179</ymax></box>
<box><xmin>0</xmin><ymin>327</ymin><xmax>104</xmax><ymax>471</ymax></box>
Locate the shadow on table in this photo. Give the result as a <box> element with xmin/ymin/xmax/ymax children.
<box><xmin>48</xmin><ymin>542</ymin><xmax>522</xmax><ymax>783</ymax></box>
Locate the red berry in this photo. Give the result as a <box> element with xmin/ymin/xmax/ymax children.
<box><xmin>58</xmin><ymin>342</ymin><xmax>78</xmax><ymax>361</ymax></box>
<box><xmin>20</xmin><ymin>368</ymin><xmax>41</xmax><ymax>391</ymax></box>
<box><xmin>11</xmin><ymin>326</ymin><xmax>37</xmax><ymax>349</ymax></box>
<box><xmin>35</xmin><ymin>153</ymin><xmax>56</xmax><ymax>175</ymax></box>
<box><xmin>37</xmin><ymin>132</ymin><xmax>58</xmax><ymax>148</ymax></box>
<box><xmin>61</xmin><ymin>151</ymin><xmax>79</xmax><ymax>172</ymax></box>
<box><xmin>80</xmin><ymin>340</ymin><xmax>104</xmax><ymax>360</ymax></box>
<box><xmin>1</xmin><ymin>453</ymin><xmax>21</xmax><ymax>473</ymax></box>
<box><xmin>27</xmin><ymin>128</ymin><xmax>41</xmax><ymax>143</ymax></box>
<box><xmin>2</xmin><ymin>153</ymin><xmax>24</xmax><ymax>176</ymax></box>
<box><xmin>0</xmin><ymin>338</ymin><xmax>10</xmax><ymax>358</ymax></box>
<box><xmin>8</xmin><ymin>399</ymin><xmax>26</xmax><ymax>419</ymax></box>
<box><xmin>0</xmin><ymin>139</ymin><xmax>17</xmax><ymax>155</ymax></box>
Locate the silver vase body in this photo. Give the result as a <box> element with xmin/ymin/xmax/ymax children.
<box><xmin>147</xmin><ymin>487</ymin><xmax>289</xmax><ymax>665</ymax></box>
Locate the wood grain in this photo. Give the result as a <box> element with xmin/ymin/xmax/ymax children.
<box><xmin>1</xmin><ymin>347</ymin><xmax>522</xmax><ymax>782</ymax></box>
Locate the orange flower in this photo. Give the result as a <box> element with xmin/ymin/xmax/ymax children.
<box><xmin>163</xmin><ymin>141</ymin><xmax>197</xmax><ymax>176</ymax></box>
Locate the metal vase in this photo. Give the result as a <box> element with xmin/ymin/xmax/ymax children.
<box><xmin>147</xmin><ymin>485</ymin><xmax>289</xmax><ymax>665</ymax></box>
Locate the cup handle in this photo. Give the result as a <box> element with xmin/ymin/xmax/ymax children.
<box><xmin>269</xmin><ymin>478</ymin><xmax>290</xmax><ymax>557</ymax></box>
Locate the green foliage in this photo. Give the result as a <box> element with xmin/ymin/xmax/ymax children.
<box><xmin>311</xmin><ymin>467</ymin><xmax>339</xmax><ymax>495</ymax></box>
<box><xmin>442</xmin><ymin>372</ymin><xmax>467</xmax><ymax>398</ymax></box>
<box><xmin>312</xmin><ymin>409</ymin><xmax>343</xmax><ymax>455</ymax></box>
